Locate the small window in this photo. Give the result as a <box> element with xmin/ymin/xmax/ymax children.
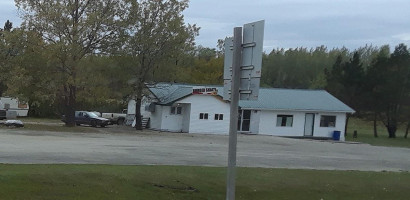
<box><xmin>170</xmin><ymin>106</ymin><xmax>182</xmax><ymax>115</ymax></box>
<box><xmin>4</xmin><ymin>103</ymin><xmax>10</xmax><ymax>109</ymax></box>
<box><xmin>214</xmin><ymin>114</ymin><xmax>224</xmax><ymax>120</ymax></box>
<box><xmin>276</xmin><ymin>115</ymin><xmax>293</xmax><ymax>127</ymax></box>
<box><xmin>199</xmin><ymin>113</ymin><xmax>208</xmax><ymax>120</ymax></box>
<box><xmin>320</xmin><ymin>115</ymin><xmax>336</xmax><ymax>127</ymax></box>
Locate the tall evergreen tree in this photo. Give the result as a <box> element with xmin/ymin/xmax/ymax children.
<box><xmin>325</xmin><ymin>55</ymin><xmax>344</xmax><ymax>98</ymax></box>
<box><xmin>382</xmin><ymin>44</ymin><xmax>410</xmax><ymax>138</ymax></box>
<box><xmin>365</xmin><ymin>44</ymin><xmax>410</xmax><ymax>138</ymax></box>
<box><xmin>341</xmin><ymin>52</ymin><xmax>365</xmax><ymax>109</ymax></box>
<box><xmin>4</xmin><ymin>20</ymin><xmax>12</xmax><ymax>32</ymax></box>
<box><xmin>362</xmin><ymin>46</ymin><xmax>391</xmax><ymax>137</ymax></box>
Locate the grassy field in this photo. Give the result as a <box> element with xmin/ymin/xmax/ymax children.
<box><xmin>346</xmin><ymin>118</ymin><xmax>410</xmax><ymax>148</ymax></box>
<box><xmin>0</xmin><ymin>164</ymin><xmax>408</xmax><ymax>200</ymax></box>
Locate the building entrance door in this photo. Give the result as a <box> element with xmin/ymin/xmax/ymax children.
<box><xmin>238</xmin><ymin>110</ymin><xmax>251</xmax><ymax>132</ymax></box>
<box><xmin>304</xmin><ymin>113</ymin><xmax>315</xmax><ymax>136</ymax></box>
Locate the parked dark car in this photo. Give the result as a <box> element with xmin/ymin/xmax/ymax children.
<box><xmin>62</xmin><ymin>111</ymin><xmax>110</xmax><ymax>127</ymax></box>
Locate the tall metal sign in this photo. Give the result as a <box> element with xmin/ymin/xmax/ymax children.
<box><xmin>224</xmin><ymin>20</ymin><xmax>265</xmax><ymax>200</ymax></box>
<box><xmin>223</xmin><ymin>20</ymin><xmax>265</xmax><ymax>101</ymax></box>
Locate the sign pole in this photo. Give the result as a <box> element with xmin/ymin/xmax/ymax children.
<box><xmin>226</xmin><ymin>27</ymin><xmax>242</xmax><ymax>200</ymax></box>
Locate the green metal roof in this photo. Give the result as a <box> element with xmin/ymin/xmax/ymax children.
<box><xmin>146</xmin><ymin>83</ymin><xmax>355</xmax><ymax>113</ymax></box>
<box><xmin>148</xmin><ymin>83</ymin><xmax>194</xmax><ymax>105</ymax></box>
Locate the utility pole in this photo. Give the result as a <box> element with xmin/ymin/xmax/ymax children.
<box><xmin>226</xmin><ymin>27</ymin><xmax>242</xmax><ymax>200</ymax></box>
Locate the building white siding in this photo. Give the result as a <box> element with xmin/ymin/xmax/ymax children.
<box><xmin>148</xmin><ymin>98</ymin><xmax>347</xmax><ymax>140</ymax></box>
<box><xmin>149</xmin><ymin>105</ymin><xmax>163</xmax><ymax>130</ymax></box>
<box><xmin>258</xmin><ymin>111</ymin><xmax>346</xmax><ymax>141</ymax></box>
<box><xmin>181</xmin><ymin>104</ymin><xmax>191</xmax><ymax>132</ymax></box>
<box><xmin>128</xmin><ymin>98</ymin><xmax>152</xmax><ymax>118</ymax></box>
<box><xmin>0</xmin><ymin>97</ymin><xmax>29</xmax><ymax>117</ymax></box>
<box><xmin>160</xmin><ymin>106</ymin><xmax>184</xmax><ymax>132</ymax></box>
<box><xmin>177</xmin><ymin>95</ymin><xmax>230</xmax><ymax>134</ymax></box>
<box><xmin>249</xmin><ymin>110</ymin><xmax>261</xmax><ymax>134</ymax></box>
<box><xmin>259</xmin><ymin>111</ymin><xmax>306</xmax><ymax>136</ymax></box>
<box><xmin>127</xmin><ymin>100</ymin><xmax>136</xmax><ymax>115</ymax></box>
<box><xmin>142</xmin><ymin>84</ymin><xmax>353</xmax><ymax>140</ymax></box>
<box><xmin>313</xmin><ymin>112</ymin><xmax>347</xmax><ymax>141</ymax></box>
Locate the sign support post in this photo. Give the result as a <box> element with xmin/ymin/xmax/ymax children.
<box><xmin>224</xmin><ymin>20</ymin><xmax>264</xmax><ymax>200</ymax></box>
<box><xmin>226</xmin><ymin>27</ymin><xmax>242</xmax><ymax>200</ymax></box>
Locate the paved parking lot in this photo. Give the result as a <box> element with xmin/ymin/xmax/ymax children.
<box><xmin>0</xmin><ymin>127</ymin><xmax>409</xmax><ymax>172</ymax></box>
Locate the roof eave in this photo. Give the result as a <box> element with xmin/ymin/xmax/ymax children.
<box><xmin>239</xmin><ymin>107</ymin><xmax>355</xmax><ymax>113</ymax></box>
<box><xmin>157</xmin><ymin>93</ymin><xmax>193</xmax><ymax>106</ymax></box>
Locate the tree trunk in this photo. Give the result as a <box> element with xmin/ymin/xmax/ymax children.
<box><xmin>386</xmin><ymin>124</ymin><xmax>397</xmax><ymax>138</ymax></box>
<box><xmin>134</xmin><ymin>81</ymin><xmax>143</xmax><ymax>130</ymax></box>
<box><xmin>405</xmin><ymin>122</ymin><xmax>410</xmax><ymax>139</ymax></box>
<box><xmin>373</xmin><ymin>113</ymin><xmax>378</xmax><ymax>138</ymax></box>
<box><xmin>64</xmin><ymin>84</ymin><xmax>76</xmax><ymax>127</ymax></box>
<box><xmin>134</xmin><ymin>96</ymin><xmax>143</xmax><ymax>130</ymax></box>
<box><xmin>344</xmin><ymin>114</ymin><xmax>350</xmax><ymax>137</ymax></box>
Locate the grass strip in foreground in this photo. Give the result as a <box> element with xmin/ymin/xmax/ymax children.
<box><xmin>0</xmin><ymin>165</ymin><xmax>409</xmax><ymax>200</ymax></box>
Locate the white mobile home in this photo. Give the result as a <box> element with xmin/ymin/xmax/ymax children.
<box><xmin>0</xmin><ymin>97</ymin><xmax>29</xmax><ymax>117</ymax></box>
<box><xmin>139</xmin><ymin>83</ymin><xmax>354</xmax><ymax>141</ymax></box>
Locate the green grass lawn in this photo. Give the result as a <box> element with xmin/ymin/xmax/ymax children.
<box><xmin>0</xmin><ymin>165</ymin><xmax>409</xmax><ymax>200</ymax></box>
<box><xmin>346</xmin><ymin>118</ymin><xmax>410</xmax><ymax>148</ymax></box>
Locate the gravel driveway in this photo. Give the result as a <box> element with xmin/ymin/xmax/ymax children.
<box><xmin>0</xmin><ymin>126</ymin><xmax>409</xmax><ymax>172</ymax></box>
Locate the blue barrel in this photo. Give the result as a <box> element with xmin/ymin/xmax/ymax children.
<box><xmin>333</xmin><ymin>131</ymin><xmax>341</xmax><ymax>141</ymax></box>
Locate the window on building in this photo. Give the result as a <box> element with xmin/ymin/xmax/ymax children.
<box><xmin>214</xmin><ymin>114</ymin><xmax>224</xmax><ymax>120</ymax></box>
<box><xmin>320</xmin><ymin>115</ymin><xmax>336</xmax><ymax>127</ymax></box>
<box><xmin>199</xmin><ymin>113</ymin><xmax>208</xmax><ymax>120</ymax></box>
<box><xmin>170</xmin><ymin>106</ymin><xmax>182</xmax><ymax>115</ymax></box>
<box><xmin>276</xmin><ymin>115</ymin><xmax>293</xmax><ymax>127</ymax></box>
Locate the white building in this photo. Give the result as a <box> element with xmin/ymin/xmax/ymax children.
<box><xmin>0</xmin><ymin>97</ymin><xmax>29</xmax><ymax>117</ymax></box>
<box><xmin>140</xmin><ymin>83</ymin><xmax>354</xmax><ymax>141</ymax></box>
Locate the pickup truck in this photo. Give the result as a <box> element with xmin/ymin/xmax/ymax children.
<box><xmin>62</xmin><ymin>111</ymin><xmax>110</xmax><ymax>127</ymax></box>
<box><xmin>93</xmin><ymin>110</ymin><xmax>126</xmax><ymax>125</ymax></box>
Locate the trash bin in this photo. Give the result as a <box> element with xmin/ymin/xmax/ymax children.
<box><xmin>333</xmin><ymin>131</ymin><xmax>341</xmax><ymax>141</ymax></box>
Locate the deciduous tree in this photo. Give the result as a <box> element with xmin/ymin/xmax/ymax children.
<box><xmin>122</xmin><ymin>0</ymin><xmax>198</xmax><ymax>130</ymax></box>
<box><xmin>15</xmin><ymin>0</ymin><xmax>130</xmax><ymax>126</ymax></box>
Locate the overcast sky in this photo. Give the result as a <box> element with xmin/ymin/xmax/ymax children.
<box><xmin>1</xmin><ymin>0</ymin><xmax>410</xmax><ymax>52</ymax></box>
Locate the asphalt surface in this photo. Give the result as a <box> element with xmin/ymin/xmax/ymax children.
<box><xmin>0</xmin><ymin>127</ymin><xmax>409</xmax><ymax>172</ymax></box>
